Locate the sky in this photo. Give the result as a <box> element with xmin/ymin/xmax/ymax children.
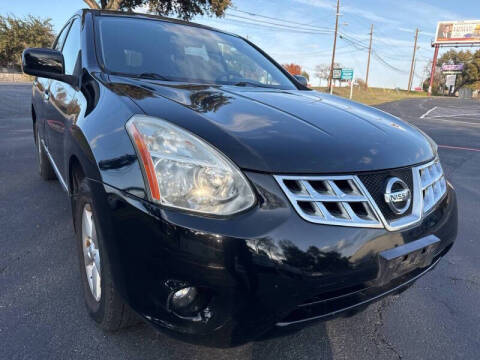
<box><xmin>3</xmin><ymin>0</ymin><xmax>479</xmax><ymax>88</ymax></box>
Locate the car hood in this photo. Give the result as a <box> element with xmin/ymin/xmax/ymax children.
<box><xmin>108</xmin><ymin>76</ymin><xmax>435</xmax><ymax>174</ymax></box>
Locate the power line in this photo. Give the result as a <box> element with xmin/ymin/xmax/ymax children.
<box><xmin>339</xmin><ymin>35</ymin><xmax>410</xmax><ymax>74</ymax></box>
<box><xmin>210</xmin><ymin>16</ymin><xmax>331</xmax><ymax>35</ymax></box>
<box><xmin>229</xmin><ymin>9</ymin><xmax>333</xmax><ymax>32</ymax></box>
<box><xmin>223</xmin><ymin>14</ymin><xmax>333</xmax><ymax>35</ymax></box>
<box><xmin>268</xmin><ymin>45</ymin><xmax>351</xmax><ymax>57</ymax></box>
<box><xmin>228</xmin><ymin>7</ymin><xmax>422</xmax><ymax>65</ymax></box>
<box><xmin>210</xmin><ymin>7</ymin><xmax>423</xmax><ymax>84</ymax></box>
<box><xmin>372</xmin><ymin>52</ymin><xmax>409</xmax><ymax>74</ymax></box>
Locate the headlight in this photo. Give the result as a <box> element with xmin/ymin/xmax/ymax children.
<box><xmin>126</xmin><ymin>115</ymin><xmax>255</xmax><ymax>215</ymax></box>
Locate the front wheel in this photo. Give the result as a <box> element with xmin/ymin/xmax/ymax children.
<box><xmin>73</xmin><ymin>175</ymin><xmax>138</xmax><ymax>331</ymax></box>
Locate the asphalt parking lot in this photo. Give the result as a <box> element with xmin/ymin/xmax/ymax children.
<box><xmin>1</xmin><ymin>84</ymin><xmax>479</xmax><ymax>360</ymax></box>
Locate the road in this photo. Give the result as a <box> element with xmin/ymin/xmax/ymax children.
<box><xmin>1</xmin><ymin>84</ymin><xmax>479</xmax><ymax>359</ymax></box>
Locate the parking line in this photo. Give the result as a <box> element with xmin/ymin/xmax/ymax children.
<box><xmin>419</xmin><ymin>117</ymin><xmax>480</xmax><ymax>127</ymax></box>
<box><xmin>420</xmin><ymin>106</ymin><xmax>437</xmax><ymax>119</ymax></box>
<box><xmin>438</xmin><ymin>145</ymin><xmax>480</xmax><ymax>152</ymax></box>
<box><xmin>431</xmin><ymin>113</ymin><xmax>480</xmax><ymax>119</ymax></box>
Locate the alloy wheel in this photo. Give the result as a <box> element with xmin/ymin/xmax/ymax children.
<box><xmin>81</xmin><ymin>203</ymin><xmax>101</xmax><ymax>302</ymax></box>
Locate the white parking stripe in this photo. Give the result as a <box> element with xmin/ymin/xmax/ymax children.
<box><xmin>420</xmin><ymin>106</ymin><xmax>437</xmax><ymax>119</ymax></box>
<box><xmin>439</xmin><ymin>145</ymin><xmax>480</xmax><ymax>152</ymax></box>
<box><xmin>419</xmin><ymin>117</ymin><xmax>480</xmax><ymax>127</ymax></box>
<box><xmin>430</xmin><ymin>113</ymin><xmax>480</xmax><ymax>119</ymax></box>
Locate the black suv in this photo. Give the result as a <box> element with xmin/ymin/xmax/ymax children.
<box><xmin>22</xmin><ymin>9</ymin><xmax>457</xmax><ymax>346</ymax></box>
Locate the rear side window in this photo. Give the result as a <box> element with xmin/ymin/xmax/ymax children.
<box><xmin>61</xmin><ymin>18</ymin><xmax>81</xmax><ymax>75</ymax></box>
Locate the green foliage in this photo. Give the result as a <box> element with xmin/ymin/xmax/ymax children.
<box><xmin>437</xmin><ymin>49</ymin><xmax>480</xmax><ymax>92</ymax></box>
<box><xmin>0</xmin><ymin>15</ymin><xmax>55</xmax><ymax>67</ymax></box>
<box><xmin>0</xmin><ymin>1</ymin><xmax>231</xmax><ymax>67</ymax></box>
<box><xmin>422</xmin><ymin>61</ymin><xmax>444</xmax><ymax>95</ymax></box>
<box><xmin>85</xmin><ymin>0</ymin><xmax>232</xmax><ymax>20</ymax></box>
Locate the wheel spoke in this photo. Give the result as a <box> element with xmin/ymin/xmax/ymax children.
<box><xmin>91</xmin><ymin>264</ymin><xmax>101</xmax><ymax>300</ymax></box>
<box><xmin>81</xmin><ymin>203</ymin><xmax>101</xmax><ymax>302</ymax></box>
<box><xmin>82</xmin><ymin>209</ymin><xmax>93</xmax><ymax>239</ymax></box>
<box><xmin>91</xmin><ymin>216</ymin><xmax>98</xmax><ymax>248</ymax></box>
<box><xmin>86</xmin><ymin>264</ymin><xmax>93</xmax><ymax>290</ymax></box>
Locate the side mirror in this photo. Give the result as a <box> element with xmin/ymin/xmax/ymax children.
<box><xmin>293</xmin><ymin>75</ymin><xmax>308</xmax><ymax>87</ymax></box>
<box><xmin>22</xmin><ymin>48</ymin><xmax>77</xmax><ymax>86</ymax></box>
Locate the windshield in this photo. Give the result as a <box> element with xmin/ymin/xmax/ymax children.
<box><xmin>96</xmin><ymin>16</ymin><xmax>297</xmax><ymax>89</ymax></box>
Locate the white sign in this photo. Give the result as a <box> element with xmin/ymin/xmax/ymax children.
<box><xmin>332</xmin><ymin>69</ymin><xmax>342</xmax><ymax>79</ymax></box>
<box><xmin>446</xmin><ymin>74</ymin><xmax>457</xmax><ymax>87</ymax></box>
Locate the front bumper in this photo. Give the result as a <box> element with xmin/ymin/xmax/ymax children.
<box><xmin>90</xmin><ymin>170</ymin><xmax>457</xmax><ymax>346</ymax></box>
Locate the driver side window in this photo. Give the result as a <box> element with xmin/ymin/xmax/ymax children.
<box><xmin>53</xmin><ymin>21</ymin><xmax>71</xmax><ymax>51</ymax></box>
<box><xmin>61</xmin><ymin>18</ymin><xmax>81</xmax><ymax>76</ymax></box>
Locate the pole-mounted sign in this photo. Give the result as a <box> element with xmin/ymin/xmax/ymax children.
<box><xmin>331</xmin><ymin>68</ymin><xmax>355</xmax><ymax>99</ymax></box>
<box><xmin>340</xmin><ymin>69</ymin><xmax>354</xmax><ymax>80</ymax></box>
<box><xmin>435</xmin><ymin>20</ymin><xmax>480</xmax><ymax>45</ymax></box>
<box><xmin>332</xmin><ymin>69</ymin><xmax>342</xmax><ymax>79</ymax></box>
<box><xmin>441</xmin><ymin>64</ymin><xmax>464</xmax><ymax>72</ymax></box>
<box><xmin>429</xmin><ymin>20</ymin><xmax>480</xmax><ymax>96</ymax></box>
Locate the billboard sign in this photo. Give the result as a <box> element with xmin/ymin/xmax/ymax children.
<box><xmin>341</xmin><ymin>68</ymin><xmax>354</xmax><ymax>80</ymax></box>
<box><xmin>332</xmin><ymin>68</ymin><xmax>342</xmax><ymax>79</ymax></box>
<box><xmin>435</xmin><ymin>20</ymin><xmax>480</xmax><ymax>44</ymax></box>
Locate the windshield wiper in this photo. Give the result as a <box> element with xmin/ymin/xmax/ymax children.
<box><xmin>136</xmin><ymin>72</ymin><xmax>171</xmax><ymax>81</ymax></box>
<box><xmin>233</xmin><ymin>81</ymin><xmax>274</xmax><ymax>88</ymax></box>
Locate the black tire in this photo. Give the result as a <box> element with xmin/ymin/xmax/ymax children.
<box><xmin>35</xmin><ymin>123</ymin><xmax>56</xmax><ymax>180</ymax></box>
<box><xmin>73</xmin><ymin>175</ymin><xmax>138</xmax><ymax>331</ymax></box>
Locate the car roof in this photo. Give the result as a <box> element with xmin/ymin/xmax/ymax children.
<box><xmin>78</xmin><ymin>8</ymin><xmax>239</xmax><ymax>38</ymax></box>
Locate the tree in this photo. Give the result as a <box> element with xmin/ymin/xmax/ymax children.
<box><xmin>83</xmin><ymin>0</ymin><xmax>232</xmax><ymax>20</ymax></box>
<box><xmin>430</xmin><ymin>49</ymin><xmax>480</xmax><ymax>93</ymax></box>
<box><xmin>422</xmin><ymin>60</ymin><xmax>444</xmax><ymax>95</ymax></box>
<box><xmin>356</xmin><ymin>78</ymin><xmax>366</xmax><ymax>88</ymax></box>
<box><xmin>314</xmin><ymin>63</ymin><xmax>341</xmax><ymax>87</ymax></box>
<box><xmin>314</xmin><ymin>64</ymin><xmax>329</xmax><ymax>84</ymax></box>
<box><xmin>0</xmin><ymin>15</ymin><xmax>55</xmax><ymax>67</ymax></box>
<box><xmin>282</xmin><ymin>63</ymin><xmax>302</xmax><ymax>76</ymax></box>
<box><xmin>314</xmin><ymin>63</ymin><xmax>341</xmax><ymax>84</ymax></box>
<box><xmin>301</xmin><ymin>70</ymin><xmax>310</xmax><ymax>82</ymax></box>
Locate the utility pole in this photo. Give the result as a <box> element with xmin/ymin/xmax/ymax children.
<box><xmin>328</xmin><ymin>0</ymin><xmax>340</xmax><ymax>93</ymax></box>
<box><xmin>428</xmin><ymin>44</ymin><xmax>439</xmax><ymax>96</ymax></box>
<box><xmin>407</xmin><ymin>28</ymin><xmax>419</xmax><ymax>92</ymax></box>
<box><xmin>365</xmin><ymin>24</ymin><xmax>373</xmax><ymax>88</ymax></box>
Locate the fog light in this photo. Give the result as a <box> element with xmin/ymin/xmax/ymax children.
<box><xmin>171</xmin><ymin>287</ymin><xmax>198</xmax><ymax>310</ymax></box>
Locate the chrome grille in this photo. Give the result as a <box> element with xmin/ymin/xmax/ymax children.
<box><xmin>275</xmin><ymin>158</ymin><xmax>447</xmax><ymax>231</ymax></box>
<box><xmin>416</xmin><ymin>159</ymin><xmax>447</xmax><ymax>214</ymax></box>
<box><xmin>274</xmin><ymin>175</ymin><xmax>383</xmax><ymax>228</ymax></box>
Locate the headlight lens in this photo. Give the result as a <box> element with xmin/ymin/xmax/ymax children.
<box><xmin>126</xmin><ymin>115</ymin><xmax>255</xmax><ymax>215</ymax></box>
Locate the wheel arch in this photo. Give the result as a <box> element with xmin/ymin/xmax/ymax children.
<box><xmin>65</xmin><ymin>125</ymin><xmax>101</xmax><ymax>196</ymax></box>
<box><xmin>69</xmin><ymin>154</ymin><xmax>85</xmax><ymax>192</ymax></box>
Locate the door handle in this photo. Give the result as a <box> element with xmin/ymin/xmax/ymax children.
<box><xmin>43</xmin><ymin>91</ymin><xmax>50</xmax><ymax>102</ymax></box>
